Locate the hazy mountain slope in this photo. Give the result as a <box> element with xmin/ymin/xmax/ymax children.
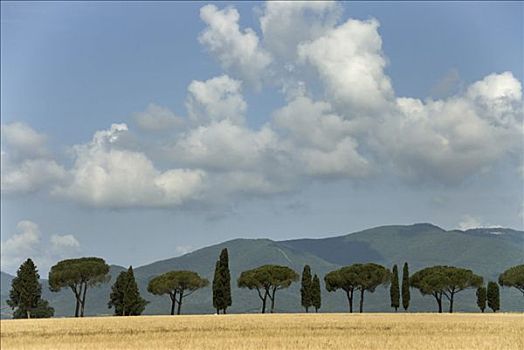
<box><xmin>280</xmin><ymin>224</ymin><xmax>524</xmax><ymax>278</ymax></box>
<box><xmin>1</xmin><ymin>272</ymin><xmax>15</xmax><ymax>318</ymax></box>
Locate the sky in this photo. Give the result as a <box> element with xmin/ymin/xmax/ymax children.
<box><xmin>1</xmin><ymin>1</ymin><xmax>523</xmax><ymax>275</ymax></box>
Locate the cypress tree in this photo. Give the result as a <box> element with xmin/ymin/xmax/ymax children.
<box><xmin>300</xmin><ymin>265</ymin><xmax>313</xmax><ymax>312</ymax></box>
<box><xmin>390</xmin><ymin>264</ymin><xmax>400</xmax><ymax>311</ymax></box>
<box><xmin>311</xmin><ymin>274</ymin><xmax>321</xmax><ymax>312</ymax></box>
<box><xmin>108</xmin><ymin>266</ymin><xmax>148</xmax><ymax>316</ymax></box>
<box><xmin>212</xmin><ymin>260</ymin><xmax>225</xmax><ymax>313</ymax></box>
<box><xmin>476</xmin><ymin>286</ymin><xmax>487</xmax><ymax>313</ymax></box>
<box><xmin>401</xmin><ymin>262</ymin><xmax>410</xmax><ymax>311</ymax></box>
<box><xmin>7</xmin><ymin>258</ymin><xmax>52</xmax><ymax>319</ymax></box>
<box><xmin>213</xmin><ymin>248</ymin><xmax>232</xmax><ymax>314</ymax></box>
<box><xmin>487</xmin><ymin>281</ymin><xmax>500</xmax><ymax>312</ymax></box>
<box><xmin>219</xmin><ymin>248</ymin><xmax>232</xmax><ymax>313</ymax></box>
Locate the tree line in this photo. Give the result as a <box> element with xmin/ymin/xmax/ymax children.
<box><xmin>6</xmin><ymin>251</ymin><xmax>524</xmax><ymax>318</ymax></box>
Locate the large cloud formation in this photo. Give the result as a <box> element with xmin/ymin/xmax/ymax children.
<box><xmin>2</xmin><ymin>1</ymin><xmax>522</xmax><ymax>209</ymax></box>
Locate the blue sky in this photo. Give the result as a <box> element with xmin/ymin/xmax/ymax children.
<box><xmin>1</xmin><ymin>1</ymin><xmax>522</xmax><ymax>274</ymax></box>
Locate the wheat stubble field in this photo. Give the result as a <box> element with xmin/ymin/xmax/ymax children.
<box><xmin>1</xmin><ymin>313</ymin><xmax>523</xmax><ymax>350</ymax></box>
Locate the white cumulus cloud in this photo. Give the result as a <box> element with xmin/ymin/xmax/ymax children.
<box><xmin>199</xmin><ymin>4</ymin><xmax>272</xmax><ymax>88</ymax></box>
<box><xmin>260</xmin><ymin>1</ymin><xmax>341</xmax><ymax>61</ymax></box>
<box><xmin>53</xmin><ymin>123</ymin><xmax>206</xmax><ymax>208</ymax></box>
<box><xmin>186</xmin><ymin>75</ymin><xmax>247</xmax><ymax>126</ymax></box>
<box><xmin>298</xmin><ymin>18</ymin><xmax>394</xmax><ymax>115</ymax></box>
<box><xmin>1</xmin><ymin>220</ymin><xmax>81</xmax><ymax>274</ymax></box>
<box><xmin>374</xmin><ymin>72</ymin><xmax>522</xmax><ymax>183</ymax></box>
<box><xmin>1</xmin><ymin>123</ymin><xmax>66</xmax><ymax>194</ymax></box>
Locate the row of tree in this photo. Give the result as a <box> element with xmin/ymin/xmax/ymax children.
<box><xmin>6</xmin><ymin>252</ymin><xmax>524</xmax><ymax>318</ymax></box>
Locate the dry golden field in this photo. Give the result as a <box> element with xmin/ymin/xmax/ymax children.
<box><xmin>1</xmin><ymin>313</ymin><xmax>523</xmax><ymax>350</ymax></box>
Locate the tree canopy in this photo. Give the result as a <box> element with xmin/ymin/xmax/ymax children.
<box><xmin>324</xmin><ymin>265</ymin><xmax>359</xmax><ymax>313</ymax></box>
<box><xmin>7</xmin><ymin>258</ymin><xmax>53</xmax><ymax>319</ymax></box>
<box><xmin>402</xmin><ymin>262</ymin><xmax>410</xmax><ymax>311</ymax></box>
<box><xmin>300</xmin><ymin>265</ymin><xmax>313</xmax><ymax>312</ymax></box>
<box><xmin>411</xmin><ymin>265</ymin><xmax>482</xmax><ymax>313</ymax></box>
<box><xmin>390</xmin><ymin>265</ymin><xmax>400</xmax><ymax>311</ymax></box>
<box><xmin>352</xmin><ymin>263</ymin><xmax>390</xmax><ymax>313</ymax></box>
<box><xmin>148</xmin><ymin>270</ymin><xmax>208</xmax><ymax>315</ymax></box>
<box><xmin>498</xmin><ymin>264</ymin><xmax>524</xmax><ymax>295</ymax></box>
<box><xmin>108</xmin><ymin>266</ymin><xmax>148</xmax><ymax>316</ymax></box>
<box><xmin>237</xmin><ymin>265</ymin><xmax>298</xmax><ymax>313</ymax></box>
<box><xmin>476</xmin><ymin>286</ymin><xmax>487</xmax><ymax>313</ymax></box>
<box><xmin>212</xmin><ymin>248</ymin><xmax>232</xmax><ymax>314</ymax></box>
<box><xmin>311</xmin><ymin>274</ymin><xmax>321</xmax><ymax>313</ymax></box>
<box><xmin>48</xmin><ymin>257</ymin><xmax>110</xmax><ymax>317</ymax></box>
<box><xmin>487</xmin><ymin>281</ymin><xmax>500</xmax><ymax>312</ymax></box>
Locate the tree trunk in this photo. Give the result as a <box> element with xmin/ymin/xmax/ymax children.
<box><xmin>305</xmin><ymin>306</ymin><xmax>309</xmax><ymax>313</ymax></box>
<box><xmin>261</xmin><ymin>296</ymin><xmax>266</xmax><ymax>314</ymax></box>
<box><xmin>177</xmin><ymin>293</ymin><xmax>183</xmax><ymax>315</ymax></box>
<box><xmin>170</xmin><ymin>294</ymin><xmax>176</xmax><ymax>316</ymax></box>
<box><xmin>359</xmin><ymin>289</ymin><xmax>365</xmax><ymax>313</ymax></box>
<box><xmin>73</xmin><ymin>285</ymin><xmax>81</xmax><ymax>317</ymax></box>
<box><xmin>434</xmin><ymin>294</ymin><xmax>442</xmax><ymax>313</ymax></box>
<box><xmin>80</xmin><ymin>282</ymin><xmax>88</xmax><ymax>317</ymax></box>
<box><xmin>26</xmin><ymin>310</ymin><xmax>31</xmax><ymax>319</ymax></box>
<box><xmin>270</xmin><ymin>287</ymin><xmax>277</xmax><ymax>313</ymax></box>
<box><xmin>346</xmin><ymin>289</ymin><xmax>354</xmax><ymax>313</ymax></box>
<box><xmin>223</xmin><ymin>308</ymin><xmax>227</xmax><ymax>314</ymax></box>
<box><xmin>449</xmin><ymin>293</ymin><xmax>454</xmax><ymax>313</ymax></box>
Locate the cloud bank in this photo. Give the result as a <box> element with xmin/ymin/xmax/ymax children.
<box><xmin>2</xmin><ymin>1</ymin><xmax>522</xmax><ymax>210</ymax></box>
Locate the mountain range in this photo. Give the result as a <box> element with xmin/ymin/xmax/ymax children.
<box><xmin>1</xmin><ymin>223</ymin><xmax>523</xmax><ymax>318</ymax></box>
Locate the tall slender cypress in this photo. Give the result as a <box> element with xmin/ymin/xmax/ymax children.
<box><xmin>311</xmin><ymin>274</ymin><xmax>321</xmax><ymax>312</ymax></box>
<box><xmin>401</xmin><ymin>262</ymin><xmax>410</xmax><ymax>311</ymax></box>
<box><xmin>487</xmin><ymin>281</ymin><xmax>500</xmax><ymax>312</ymax></box>
<box><xmin>213</xmin><ymin>248</ymin><xmax>232</xmax><ymax>314</ymax></box>
<box><xmin>219</xmin><ymin>248</ymin><xmax>232</xmax><ymax>312</ymax></box>
<box><xmin>476</xmin><ymin>286</ymin><xmax>487</xmax><ymax>313</ymax></box>
<box><xmin>212</xmin><ymin>261</ymin><xmax>224</xmax><ymax>313</ymax></box>
<box><xmin>300</xmin><ymin>265</ymin><xmax>313</xmax><ymax>312</ymax></box>
<box><xmin>390</xmin><ymin>265</ymin><xmax>400</xmax><ymax>311</ymax></box>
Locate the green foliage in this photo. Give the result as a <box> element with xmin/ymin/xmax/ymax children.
<box><xmin>7</xmin><ymin>259</ymin><xmax>52</xmax><ymax>318</ymax></box>
<box><xmin>212</xmin><ymin>248</ymin><xmax>232</xmax><ymax>313</ymax></box>
<box><xmin>498</xmin><ymin>264</ymin><xmax>524</xmax><ymax>295</ymax></box>
<box><xmin>300</xmin><ymin>265</ymin><xmax>313</xmax><ymax>312</ymax></box>
<box><xmin>325</xmin><ymin>263</ymin><xmax>389</xmax><ymax>313</ymax></box>
<box><xmin>148</xmin><ymin>270</ymin><xmax>208</xmax><ymax>315</ymax></box>
<box><xmin>390</xmin><ymin>265</ymin><xmax>400</xmax><ymax>311</ymax></box>
<box><xmin>108</xmin><ymin>266</ymin><xmax>148</xmax><ymax>316</ymax></box>
<box><xmin>487</xmin><ymin>281</ymin><xmax>500</xmax><ymax>312</ymax></box>
<box><xmin>353</xmin><ymin>263</ymin><xmax>390</xmax><ymax>313</ymax></box>
<box><xmin>410</xmin><ymin>266</ymin><xmax>447</xmax><ymax>313</ymax></box>
<box><xmin>410</xmin><ymin>265</ymin><xmax>483</xmax><ymax>313</ymax></box>
<box><xmin>324</xmin><ymin>265</ymin><xmax>359</xmax><ymax>313</ymax></box>
<box><xmin>311</xmin><ymin>274</ymin><xmax>321</xmax><ymax>312</ymax></box>
<box><xmin>401</xmin><ymin>262</ymin><xmax>410</xmax><ymax>311</ymax></box>
<box><xmin>48</xmin><ymin>257</ymin><xmax>110</xmax><ymax>317</ymax></box>
<box><xmin>13</xmin><ymin>299</ymin><xmax>54</xmax><ymax>319</ymax></box>
<box><xmin>476</xmin><ymin>286</ymin><xmax>486</xmax><ymax>313</ymax></box>
<box><xmin>238</xmin><ymin>265</ymin><xmax>298</xmax><ymax>313</ymax></box>
<box><xmin>220</xmin><ymin>249</ymin><xmax>232</xmax><ymax>310</ymax></box>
